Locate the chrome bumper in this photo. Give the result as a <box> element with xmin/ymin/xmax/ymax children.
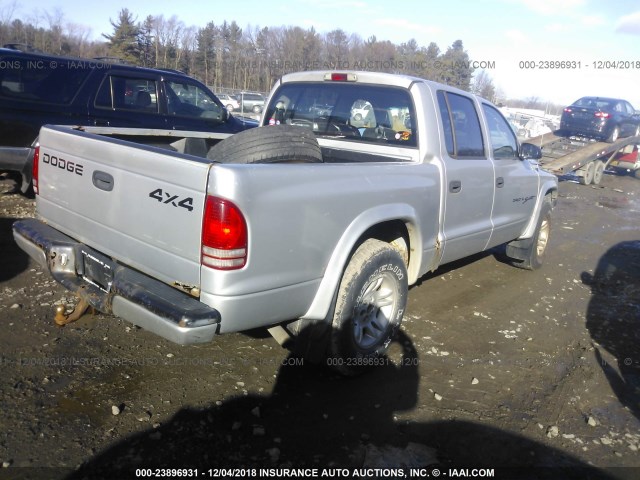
<box><xmin>12</xmin><ymin>219</ymin><xmax>220</xmax><ymax>345</ymax></box>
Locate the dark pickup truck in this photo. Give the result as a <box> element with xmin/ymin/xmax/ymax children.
<box><xmin>0</xmin><ymin>46</ymin><xmax>256</xmax><ymax>192</ymax></box>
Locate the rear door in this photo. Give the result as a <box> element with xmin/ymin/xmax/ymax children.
<box><xmin>437</xmin><ymin>90</ymin><xmax>495</xmax><ymax>264</ymax></box>
<box><xmin>481</xmin><ymin>103</ymin><xmax>538</xmax><ymax>247</ymax></box>
<box><xmin>36</xmin><ymin>126</ymin><xmax>210</xmax><ymax>288</ymax></box>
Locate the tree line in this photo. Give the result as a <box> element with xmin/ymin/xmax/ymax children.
<box><xmin>2</xmin><ymin>4</ymin><xmax>562</xmax><ymax>109</ymax></box>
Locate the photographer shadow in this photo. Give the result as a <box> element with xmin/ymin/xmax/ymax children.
<box><xmin>67</xmin><ymin>330</ymin><xmax>616</xmax><ymax>480</ymax></box>
<box><xmin>583</xmin><ymin>240</ymin><xmax>640</xmax><ymax>421</ymax></box>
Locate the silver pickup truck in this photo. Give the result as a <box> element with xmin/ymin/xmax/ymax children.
<box><xmin>13</xmin><ymin>71</ymin><xmax>558</xmax><ymax>375</ymax></box>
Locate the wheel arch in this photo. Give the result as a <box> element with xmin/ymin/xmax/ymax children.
<box><xmin>301</xmin><ymin>204</ymin><xmax>422</xmax><ymax>322</ymax></box>
<box><xmin>518</xmin><ymin>183</ymin><xmax>557</xmax><ymax>239</ymax></box>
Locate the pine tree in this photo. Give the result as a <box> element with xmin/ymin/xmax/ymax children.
<box><xmin>439</xmin><ymin>40</ymin><xmax>474</xmax><ymax>90</ymax></box>
<box><xmin>102</xmin><ymin>8</ymin><xmax>142</xmax><ymax>64</ymax></box>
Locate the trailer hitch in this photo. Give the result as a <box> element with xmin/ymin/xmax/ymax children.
<box><xmin>54</xmin><ymin>298</ymin><xmax>91</xmax><ymax>326</ymax></box>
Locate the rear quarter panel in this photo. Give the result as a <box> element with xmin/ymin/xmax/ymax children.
<box><xmin>200</xmin><ymin>157</ymin><xmax>440</xmax><ymax>329</ymax></box>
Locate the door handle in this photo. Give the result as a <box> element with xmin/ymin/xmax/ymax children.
<box><xmin>449</xmin><ymin>180</ymin><xmax>462</xmax><ymax>193</ymax></box>
<box><xmin>92</xmin><ymin>171</ymin><xmax>114</xmax><ymax>191</ymax></box>
<box><xmin>496</xmin><ymin>177</ymin><xmax>504</xmax><ymax>188</ymax></box>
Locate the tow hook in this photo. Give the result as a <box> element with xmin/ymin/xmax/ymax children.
<box><xmin>54</xmin><ymin>298</ymin><xmax>91</xmax><ymax>326</ymax></box>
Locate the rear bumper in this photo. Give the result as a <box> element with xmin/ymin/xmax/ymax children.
<box><xmin>559</xmin><ymin>119</ymin><xmax>608</xmax><ymax>138</ymax></box>
<box><xmin>12</xmin><ymin>218</ymin><xmax>221</xmax><ymax>345</ymax></box>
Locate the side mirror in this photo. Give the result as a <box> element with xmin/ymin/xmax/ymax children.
<box><xmin>520</xmin><ymin>142</ymin><xmax>542</xmax><ymax>160</ymax></box>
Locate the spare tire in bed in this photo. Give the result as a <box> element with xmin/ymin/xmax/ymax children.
<box><xmin>206</xmin><ymin>124</ymin><xmax>323</xmax><ymax>164</ymax></box>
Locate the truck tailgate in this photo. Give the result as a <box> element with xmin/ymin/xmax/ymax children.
<box><xmin>36</xmin><ymin>126</ymin><xmax>210</xmax><ymax>288</ymax></box>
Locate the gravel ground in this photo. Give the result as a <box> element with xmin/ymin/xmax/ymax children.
<box><xmin>0</xmin><ymin>171</ymin><xmax>639</xmax><ymax>480</ymax></box>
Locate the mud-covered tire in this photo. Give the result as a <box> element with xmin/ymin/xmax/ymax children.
<box><xmin>327</xmin><ymin>239</ymin><xmax>408</xmax><ymax>376</ymax></box>
<box><xmin>506</xmin><ymin>198</ymin><xmax>552</xmax><ymax>270</ymax></box>
<box><xmin>206</xmin><ymin>125</ymin><xmax>323</xmax><ymax>164</ymax></box>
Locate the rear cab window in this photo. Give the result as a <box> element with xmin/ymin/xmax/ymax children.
<box><xmin>263</xmin><ymin>82</ymin><xmax>417</xmax><ymax>147</ymax></box>
<box><xmin>0</xmin><ymin>55</ymin><xmax>91</xmax><ymax>104</ymax></box>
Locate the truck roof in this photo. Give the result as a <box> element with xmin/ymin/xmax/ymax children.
<box><xmin>278</xmin><ymin>70</ymin><xmax>479</xmax><ymax>99</ymax></box>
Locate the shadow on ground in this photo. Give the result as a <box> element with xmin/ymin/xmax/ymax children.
<box><xmin>583</xmin><ymin>240</ymin><xmax>640</xmax><ymax>421</ymax></box>
<box><xmin>61</xmin><ymin>332</ymin><xmax>616</xmax><ymax>480</ymax></box>
<box><xmin>0</xmin><ymin>217</ymin><xmax>29</xmax><ymax>283</ymax></box>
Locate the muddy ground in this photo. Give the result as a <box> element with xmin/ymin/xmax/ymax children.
<box><xmin>0</xmin><ymin>170</ymin><xmax>639</xmax><ymax>480</ymax></box>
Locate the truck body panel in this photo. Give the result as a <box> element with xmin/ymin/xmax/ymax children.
<box><xmin>13</xmin><ymin>70</ymin><xmax>558</xmax><ymax>347</ymax></box>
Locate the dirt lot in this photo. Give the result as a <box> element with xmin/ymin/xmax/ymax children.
<box><xmin>0</xmin><ymin>171</ymin><xmax>639</xmax><ymax>480</ymax></box>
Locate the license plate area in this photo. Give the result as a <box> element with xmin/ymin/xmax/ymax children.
<box><xmin>79</xmin><ymin>248</ymin><xmax>114</xmax><ymax>293</ymax></box>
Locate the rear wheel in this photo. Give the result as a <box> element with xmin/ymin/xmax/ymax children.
<box><xmin>327</xmin><ymin>239</ymin><xmax>408</xmax><ymax>376</ymax></box>
<box><xmin>606</xmin><ymin>126</ymin><xmax>620</xmax><ymax>143</ymax></box>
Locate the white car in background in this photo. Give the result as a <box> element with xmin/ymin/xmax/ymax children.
<box><xmin>217</xmin><ymin>94</ymin><xmax>240</xmax><ymax>112</ymax></box>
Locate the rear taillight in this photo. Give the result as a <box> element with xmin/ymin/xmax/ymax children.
<box><xmin>201</xmin><ymin>196</ymin><xmax>247</xmax><ymax>270</ymax></box>
<box><xmin>32</xmin><ymin>146</ymin><xmax>40</xmax><ymax>195</ymax></box>
<box><xmin>563</xmin><ymin>107</ymin><xmax>572</xmax><ymax>113</ymax></box>
<box><xmin>594</xmin><ymin>111</ymin><xmax>610</xmax><ymax>119</ymax></box>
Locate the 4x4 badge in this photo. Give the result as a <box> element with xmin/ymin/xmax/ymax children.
<box><xmin>148</xmin><ymin>188</ymin><xmax>194</xmax><ymax>212</ymax></box>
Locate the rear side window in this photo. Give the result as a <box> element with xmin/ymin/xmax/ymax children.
<box><xmin>624</xmin><ymin>102</ymin><xmax>635</xmax><ymax>115</ymax></box>
<box><xmin>95</xmin><ymin>75</ymin><xmax>159</xmax><ymax>112</ymax></box>
<box><xmin>437</xmin><ymin>91</ymin><xmax>485</xmax><ymax>158</ymax></box>
<box><xmin>0</xmin><ymin>56</ymin><xmax>90</xmax><ymax>104</ymax></box>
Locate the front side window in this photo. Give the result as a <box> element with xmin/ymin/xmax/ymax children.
<box><xmin>165</xmin><ymin>80</ymin><xmax>225</xmax><ymax>120</ymax></box>
<box><xmin>482</xmin><ymin>104</ymin><xmax>518</xmax><ymax>159</ymax></box>
<box><xmin>95</xmin><ymin>75</ymin><xmax>158</xmax><ymax>113</ymax></box>
<box><xmin>264</xmin><ymin>82</ymin><xmax>417</xmax><ymax>147</ymax></box>
<box><xmin>437</xmin><ymin>91</ymin><xmax>485</xmax><ymax>158</ymax></box>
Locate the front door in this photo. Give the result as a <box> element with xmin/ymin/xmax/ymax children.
<box><xmin>481</xmin><ymin>104</ymin><xmax>539</xmax><ymax>247</ymax></box>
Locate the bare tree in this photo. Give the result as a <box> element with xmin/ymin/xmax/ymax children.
<box><xmin>65</xmin><ymin>22</ymin><xmax>93</xmax><ymax>56</ymax></box>
<box><xmin>44</xmin><ymin>7</ymin><xmax>64</xmax><ymax>53</ymax></box>
<box><xmin>472</xmin><ymin>70</ymin><xmax>496</xmax><ymax>101</ymax></box>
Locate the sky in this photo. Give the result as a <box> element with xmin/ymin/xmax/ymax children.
<box><xmin>4</xmin><ymin>0</ymin><xmax>640</xmax><ymax>108</ymax></box>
